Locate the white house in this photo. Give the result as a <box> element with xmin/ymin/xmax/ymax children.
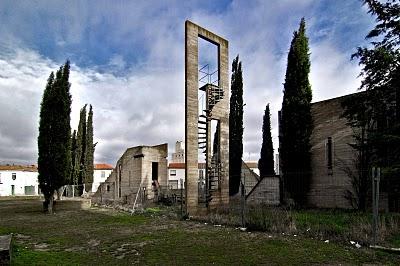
<box><xmin>92</xmin><ymin>163</ymin><xmax>113</xmax><ymax>193</ymax></box>
<box><xmin>0</xmin><ymin>165</ymin><xmax>39</xmax><ymax>196</ymax></box>
<box><xmin>168</xmin><ymin>162</ymin><xmax>206</xmax><ymax>189</ymax></box>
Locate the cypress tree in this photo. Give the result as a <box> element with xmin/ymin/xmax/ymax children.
<box><xmin>229</xmin><ymin>55</ymin><xmax>244</xmax><ymax>196</ymax></box>
<box><xmin>70</xmin><ymin>130</ymin><xmax>77</xmax><ymax>185</ymax></box>
<box><xmin>258</xmin><ymin>104</ymin><xmax>275</xmax><ymax>177</ymax></box>
<box><xmin>280</xmin><ymin>18</ymin><xmax>313</xmax><ymax>206</ymax></box>
<box><xmin>38</xmin><ymin>61</ymin><xmax>72</xmax><ymax>213</ymax></box>
<box><xmin>75</xmin><ymin>105</ymin><xmax>87</xmax><ymax>195</ymax></box>
<box><xmin>85</xmin><ymin>105</ymin><xmax>94</xmax><ymax>192</ymax></box>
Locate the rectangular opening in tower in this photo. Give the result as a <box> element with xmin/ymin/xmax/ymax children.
<box><xmin>198</xmin><ymin>37</ymin><xmax>219</xmax><ymax>87</ymax></box>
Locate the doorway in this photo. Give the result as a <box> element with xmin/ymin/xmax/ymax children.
<box><xmin>152</xmin><ymin>162</ymin><xmax>159</xmax><ymax>180</ymax></box>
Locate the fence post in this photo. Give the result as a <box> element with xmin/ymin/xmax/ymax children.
<box><xmin>372</xmin><ymin>167</ymin><xmax>381</xmax><ymax>246</ymax></box>
<box><xmin>180</xmin><ymin>178</ymin><xmax>183</xmax><ymax>218</ymax></box>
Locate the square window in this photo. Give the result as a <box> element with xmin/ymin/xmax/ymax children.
<box><xmin>170</xmin><ymin>170</ymin><xmax>176</xmax><ymax>176</ymax></box>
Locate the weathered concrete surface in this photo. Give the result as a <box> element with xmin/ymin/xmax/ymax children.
<box><xmin>308</xmin><ymin>95</ymin><xmax>355</xmax><ymax>208</ymax></box>
<box><xmin>246</xmin><ymin>176</ymin><xmax>280</xmax><ymax>205</ymax></box>
<box><xmin>185</xmin><ymin>20</ymin><xmax>229</xmax><ymax>215</ymax></box>
<box><xmin>0</xmin><ymin>234</ymin><xmax>12</xmax><ymax>266</ymax></box>
<box><xmin>92</xmin><ymin>144</ymin><xmax>168</xmax><ymax>206</ymax></box>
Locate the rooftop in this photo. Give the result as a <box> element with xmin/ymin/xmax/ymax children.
<box><xmin>0</xmin><ymin>165</ymin><xmax>38</xmax><ymax>172</ymax></box>
<box><xmin>94</xmin><ymin>163</ymin><xmax>114</xmax><ymax>170</ymax></box>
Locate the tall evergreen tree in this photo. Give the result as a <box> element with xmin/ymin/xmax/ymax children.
<box><xmin>75</xmin><ymin>105</ymin><xmax>87</xmax><ymax>195</ymax></box>
<box><xmin>84</xmin><ymin>105</ymin><xmax>94</xmax><ymax>192</ymax></box>
<box><xmin>280</xmin><ymin>18</ymin><xmax>313</xmax><ymax>206</ymax></box>
<box><xmin>229</xmin><ymin>55</ymin><xmax>244</xmax><ymax>196</ymax></box>
<box><xmin>70</xmin><ymin>130</ymin><xmax>77</xmax><ymax>185</ymax></box>
<box><xmin>258</xmin><ymin>104</ymin><xmax>275</xmax><ymax>177</ymax></box>
<box><xmin>38</xmin><ymin>61</ymin><xmax>72</xmax><ymax>213</ymax></box>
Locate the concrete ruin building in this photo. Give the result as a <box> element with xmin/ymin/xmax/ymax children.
<box><xmin>185</xmin><ymin>20</ymin><xmax>230</xmax><ymax>214</ymax></box>
<box><xmin>92</xmin><ymin>144</ymin><xmax>168</xmax><ymax>205</ymax></box>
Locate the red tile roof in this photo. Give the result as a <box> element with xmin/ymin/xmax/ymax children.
<box><xmin>168</xmin><ymin>163</ymin><xmax>206</xmax><ymax>169</ymax></box>
<box><xmin>0</xmin><ymin>165</ymin><xmax>38</xmax><ymax>172</ymax></box>
<box><xmin>168</xmin><ymin>163</ymin><xmax>185</xmax><ymax>169</ymax></box>
<box><xmin>94</xmin><ymin>163</ymin><xmax>114</xmax><ymax>170</ymax></box>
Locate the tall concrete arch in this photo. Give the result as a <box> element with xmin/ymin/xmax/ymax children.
<box><xmin>185</xmin><ymin>20</ymin><xmax>229</xmax><ymax>215</ymax></box>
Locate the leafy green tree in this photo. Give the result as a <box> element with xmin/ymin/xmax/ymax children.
<box><xmin>229</xmin><ymin>55</ymin><xmax>244</xmax><ymax>196</ymax></box>
<box><xmin>258</xmin><ymin>104</ymin><xmax>275</xmax><ymax>177</ymax></box>
<box><xmin>341</xmin><ymin>92</ymin><xmax>373</xmax><ymax>210</ymax></box>
<box><xmin>342</xmin><ymin>0</ymin><xmax>400</xmax><ymax>210</ymax></box>
<box><xmin>84</xmin><ymin>105</ymin><xmax>94</xmax><ymax>192</ymax></box>
<box><xmin>38</xmin><ymin>61</ymin><xmax>72</xmax><ymax>213</ymax></box>
<box><xmin>280</xmin><ymin>18</ymin><xmax>313</xmax><ymax>206</ymax></box>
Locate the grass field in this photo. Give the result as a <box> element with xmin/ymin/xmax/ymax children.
<box><xmin>0</xmin><ymin>198</ymin><xmax>399</xmax><ymax>265</ymax></box>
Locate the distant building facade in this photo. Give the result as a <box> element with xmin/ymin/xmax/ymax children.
<box><xmin>167</xmin><ymin>160</ymin><xmax>260</xmax><ymax>192</ymax></box>
<box><xmin>171</xmin><ymin>141</ymin><xmax>185</xmax><ymax>163</ymax></box>
<box><xmin>0</xmin><ymin>165</ymin><xmax>39</xmax><ymax>196</ymax></box>
<box><xmin>167</xmin><ymin>162</ymin><xmax>206</xmax><ymax>189</ymax></box>
<box><xmin>92</xmin><ymin>144</ymin><xmax>168</xmax><ymax>205</ymax></box>
<box><xmin>92</xmin><ymin>163</ymin><xmax>113</xmax><ymax>193</ymax></box>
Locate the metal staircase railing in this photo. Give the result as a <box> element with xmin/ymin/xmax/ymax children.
<box><xmin>198</xmin><ymin>64</ymin><xmax>224</xmax><ymax>206</ymax></box>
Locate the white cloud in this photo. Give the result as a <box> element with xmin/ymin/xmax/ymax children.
<box><xmin>310</xmin><ymin>41</ymin><xmax>361</xmax><ymax>102</ymax></box>
<box><xmin>0</xmin><ymin>0</ymin><xmax>373</xmax><ymax>166</ymax></box>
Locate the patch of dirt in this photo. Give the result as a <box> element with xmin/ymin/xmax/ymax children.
<box><xmin>64</xmin><ymin>246</ymin><xmax>84</xmax><ymax>252</ymax></box>
<box><xmin>34</xmin><ymin>243</ymin><xmax>49</xmax><ymax>251</ymax></box>
<box><xmin>14</xmin><ymin>233</ymin><xmax>31</xmax><ymax>239</ymax></box>
<box><xmin>111</xmin><ymin>243</ymin><xmax>141</xmax><ymax>261</ymax></box>
<box><xmin>88</xmin><ymin>239</ymin><xmax>100</xmax><ymax>247</ymax></box>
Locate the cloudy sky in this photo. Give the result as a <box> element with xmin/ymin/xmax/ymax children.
<box><xmin>0</xmin><ymin>0</ymin><xmax>375</xmax><ymax>165</ymax></box>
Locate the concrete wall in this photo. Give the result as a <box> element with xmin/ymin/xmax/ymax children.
<box><xmin>0</xmin><ymin>170</ymin><xmax>38</xmax><ymax>196</ymax></box>
<box><xmin>94</xmin><ymin>169</ymin><xmax>116</xmax><ymax>205</ymax></box>
<box><xmin>241</xmin><ymin>161</ymin><xmax>260</xmax><ymax>196</ymax></box>
<box><xmin>308</xmin><ymin>95</ymin><xmax>356</xmax><ymax>208</ymax></box>
<box><xmin>246</xmin><ymin>176</ymin><xmax>280</xmax><ymax>205</ymax></box>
